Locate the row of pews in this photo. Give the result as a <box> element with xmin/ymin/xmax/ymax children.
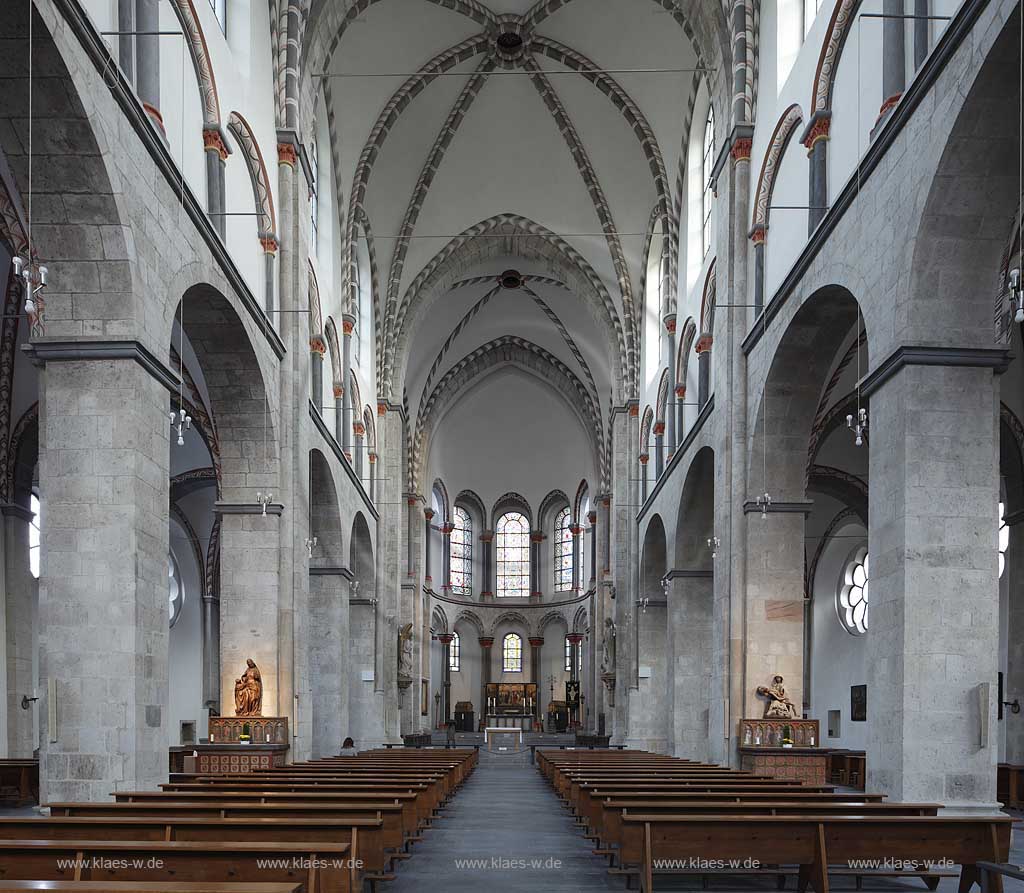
<box><xmin>537</xmin><ymin>748</ymin><xmax>1013</xmax><ymax>893</ymax></box>
<box><xmin>0</xmin><ymin>747</ymin><xmax>477</xmax><ymax>893</ymax></box>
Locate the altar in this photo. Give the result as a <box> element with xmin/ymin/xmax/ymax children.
<box><xmin>484</xmin><ymin>682</ymin><xmax>538</xmax><ymax>727</ymax></box>
<box><xmin>485</xmin><ymin>727</ymin><xmax>524</xmax><ymax>751</ymax></box>
<box><xmin>485</xmin><ymin>714</ymin><xmax>533</xmax><ymax>730</ymax></box>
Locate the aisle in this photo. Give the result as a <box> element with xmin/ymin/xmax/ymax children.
<box><xmin>386</xmin><ymin>751</ymin><xmax>623</xmax><ymax>892</ymax></box>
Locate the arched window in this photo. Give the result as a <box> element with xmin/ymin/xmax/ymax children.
<box><xmin>29</xmin><ymin>493</ymin><xmax>40</xmax><ymax>579</ymax></box>
<box><xmin>449</xmin><ymin>632</ymin><xmax>460</xmax><ymax>671</ymax></box>
<box><xmin>496</xmin><ymin>512</ymin><xmax>529</xmax><ymax>598</ymax></box>
<box><xmin>837</xmin><ymin>547</ymin><xmax>869</xmax><ymax>636</ymax></box>
<box><xmin>169</xmin><ymin>550</ymin><xmax>184</xmax><ymax>628</ymax></box>
<box><xmin>701</xmin><ymin>107</ymin><xmax>715</xmax><ymax>258</ymax></box>
<box><xmin>502</xmin><ymin>633</ymin><xmax>522</xmax><ymax>672</ymax></box>
<box><xmin>554</xmin><ymin>506</ymin><xmax>573</xmax><ymax>591</ymax></box>
<box><xmin>999</xmin><ymin>501</ymin><xmax>1009</xmax><ymax>578</ymax></box>
<box><xmin>209</xmin><ymin>0</ymin><xmax>226</xmax><ymax>32</ymax></box>
<box><xmin>309</xmin><ymin>137</ymin><xmax>319</xmax><ymax>253</ymax></box>
<box><xmin>564</xmin><ymin>635</ymin><xmax>582</xmax><ymax>673</ymax></box>
<box><xmin>451</xmin><ymin>506</ymin><xmax>473</xmax><ymax>595</ymax></box>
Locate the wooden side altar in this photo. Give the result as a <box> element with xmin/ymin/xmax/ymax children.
<box><xmin>484</xmin><ymin>683</ymin><xmax>538</xmax><ymax>730</ymax></box>
<box><xmin>739</xmin><ymin>718</ymin><xmax>824</xmax><ymax>784</ymax></box>
<box><xmin>169</xmin><ymin>716</ymin><xmax>290</xmax><ymax>775</ymax></box>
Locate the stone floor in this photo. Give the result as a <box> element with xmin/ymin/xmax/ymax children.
<box><xmin>386</xmin><ymin>752</ymin><xmax>1024</xmax><ymax>892</ymax></box>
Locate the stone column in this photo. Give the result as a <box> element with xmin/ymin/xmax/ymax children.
<box><xmin>913</xmin><ymin>0</ymin><xmax>929</xmax><ymax>68</ymax></box>
<box><xmin>638</xmin><ymin>454</ymin><xmax>649</xmax><ymax>503</ymax></box>
<box><xmin>441</xmin><ymin>522</ymin><xmax>453</xmax><ymax>593</ymax></box>
<box><xmin>261</xmin><ymin>237</ymin><xmax>278</xmax><ymax>318</ymax></box>
<box><xmin>480</xmin><ymin>531</ymin><xmax>494</xmax><ymax>599</ymax></box>
<box><xmin>310</xmin><ymin>337</ymin><xmax>325</xmax><ymax>411</ymax></box>
<box><xmin>530</xmin><ymin>530</ymin><xmax>543</xmax><ymax>600</ymax></box>
<box><xmin>696</xmin><ymin>334</ymin><xmax>712</xmax><ymax>409</ymax></box>
<box><xmin>333</xmin><ymin>386</ymin><xmax>343</xmax><ymax>445</ymax></box>
<box><xmin>135</xmin><ymin>0</ymin><xmax>162</xmax><ymax>136</ymax></box>
<box><xmin>406</xmin><ymin>497</ymin><xmax>417</xmax><ymax>579</ymax></box>
<box><xmin>529</xmin><ymin>637</ymin><xmax>544</xmax><ymax>723</ymax></box>
<box><xmin>587</xmin><ymin>510</ymin><xmax>597</xmax><ymax>586</ymax></box>
<box><xmin>479</xmin><ymin>637</ymin><xmax>493</xmax><ymax>721</ymax></box>
<box><xmin>879</xmin><ymin>0</ymin><xmax>906</xmax><ymax>124</ymax></box>
<box><xmin>663</xmin><ymin>314</ymin><xmax>677</xmax><ymax>455</ymax></box>
<box><xmin>570</xmin><ymin>525</ymin><xmax>583</xmax><ymax>591</ymax></box>
<box><xmin>35</xmin><ymin>357</ymin><xmax>169</xmax><ymax>801</ymax></box>
<box><xmin>353</xmin><ymin>420</ymin><xmax>365</xmax><ymax>484</ymax></box>
<box><xmin>203</xmin><ymin>129</ymin><xmax>229</xmax><ymax>239</ymax></box>
<box><xmin>422</xmin><ymin>509</ymin><xmax>434</xmax><ymax>587</ymax></box>
<box><xmin>653</xmin><ymin>421</ymin><xmax>665</xmax><ymax>479</ymax></box>
<box><xmin>438</xmin><ymin>634</ymin><xmax>453</xmax><ymax>725</ymax></box>
<box><xmin>802</xmin><ymin>115</ymin><xmax>830</xmax><ymax>235</ymax></box>
<box><xmin>3</xmin><ymin>504</ymin><xmax>36</xmax><ymax>758</ymax></box>
<box><xmin>367</xmin><ymin>452</ymin><xmax>377</xmax><ymax>504</ymax></box>
<box><xmin>599</xmin><ymin>495</ymin><xmax>611</xmax><ymax>580</ymax></box>
<box><xmin>666</xmin><ymin>571</ymin><xmax>713</xmax><ymax>760</ymax></box>
<box><xmin>866</xmin><ymin>362</ymin><xmax>1000</xmax><ymax>811</ymax></box>
<box><xmin>674</xmin><ymin>384</ymin><xmax>686</xmax><ymax>443</ymax></box>
<box><xmin>341</xmin><ymin>314</ymin><xmax>355</xmax><ymax>460</ymax></box>
<box><xmin>751</xmin><ymin>228</ymin><xmax>765</xmax><ymax>316</ymax></box>
<box><xmin>217</xmin><ymin>501</ymin><xmax>283</xmax><ymax>717</ymax></box>
<box><xmin>201</xmin><ymin>580</ymin><xmax>220</xmax><ymax>715</ymax></box>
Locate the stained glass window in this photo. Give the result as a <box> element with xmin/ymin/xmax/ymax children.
<box><xmin>701</xmin><ymin>107</ymin><xmax>715</xmax><ymax>258</ymax></box>
<box><xmin>496</xmin><ymin>511</ymin><xmax>529</xmax><ymax>598</ymax></box>
<box><xmin>451</xmin><ymin>506</ymin><xmax>473</xmax><ymax>595</ymax></box>
<box><xmin>564</xmin><ymin>635</ymin><xmax>582</xmax><ymax>673</ymax></box>
<box><xmin>837</xmin><ymin>546</ymin><xmax>868</xmax><ymax>635</ymax></box>
<box><xmin>503</xmin><ymin>633</ymin><xmax>522</xmax><ymax>673</ymax></box>
<box><xmin>1000</xmin><ymin>501</ymin><xmax>1009</xmax><ymax>578</ymax></box>
<box><xmin>554</xmin><ymin>506</ymin><xmax>573</xmax><ymax>591</ymax></box>
<box><xmin>449</xmin><ymin>632</ymin><xmax>460</xmax><ymax>671</ymax></box>
<box><xmin>29</xmin><ymin>493</ymin><xmax>39</xmax><ymax>580</ymax></box>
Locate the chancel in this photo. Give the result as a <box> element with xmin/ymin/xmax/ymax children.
<box><xmin>0</xmin><ymin>0</ymin><xmax>1022</xmax><ymax>890</ymax></box>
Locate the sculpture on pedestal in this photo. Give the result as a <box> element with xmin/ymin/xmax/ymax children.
<box><xmin>600</xmin><ymin>618</ymin><xmax>616</xmax><ymax>673</ymax></box>
<box><xmin>233</xmin><ymin>658</ymin><xmax>263</xmax><ymax>717</ymax></box>
<box><xmin>756</xmin><ymin>674</ymin><xmax>798</xmax><ymax>719</ymax></box>
<box><xmin>397</xmin><ymin>622</ymin><xmax>414</xmax><ymax>682</ymax></box>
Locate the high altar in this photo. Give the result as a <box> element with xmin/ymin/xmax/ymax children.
<box><xmin>485</xmin><ymin>683</ymin><xmax>538</xmax><ymax>730</ymax></box>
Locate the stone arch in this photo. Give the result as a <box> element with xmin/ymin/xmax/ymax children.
<box><xmin>308</xmin><ymin>263</ymin><xmax>324</xmax><ymax>341</ymax></box>
<box><xmin>175</xmin><ymin>285</ymin><xmax>280</xmax><ymax>498</ymax></box>
<box><xmin>169</xmin><ymin>0</ymin><xmax>224</xmax><ymax>128</ymax></box>
<box><xmin>0</xmin><ymin>3</ymin><xmax>140</xmax><ymax>334</ymax></box>
<box><xmin>431</xmin><ymin>479</ymin><xmax>450</xmax><ymax>525</ymax></box>
<box><xmin>749</xmin><ymin>285</ymin><xmax>865</xmax><ymax>500</ymax></box>
<box><xmin>309</xmin><ymin>447</ymin><xmax>347</xmax><ymax>757</ymax></box>
<box><xmin>809</xmin><ymin>0</ymin><xmax>862</xmax><ymax>117</ymax></box>
<box><xmin>655</xmin><ymin>368</ymin><xmax>670</xmax><ymax>425</ymax></box>
<box><xmin>538</xmin><ymin>489</ymin><xmax>570</xmax><ymax>531</ymax></box>
<box><xmin>676</xmin><ymin>316</ymin><xmax>697</xmax><ymax>396</ymax></box>
<box><xmin>489</xmin><ymin>610</ymin><xmax>533</xmax><ymax>639</ymax></box>
<box><xmin>455</xmin><ymin>489</ymin><xmax>487</xmax><ymax>529</ymax></box>
<box><xmin>227</xmin><ymin>112</ymin><xmax>278</xmax><ymax>245</ymax></box>
<box><xmin>636</xmin><ymin>513</ymin><xmax>669</xmax><ymax>750</ymax></box>
<box><xmin>6</xmin><ymin>403</ymin><xmax>38</xmax><ymax>508</ymax></box>
<box><xmin>430</xmin><ymin>604</ymin><xmax>449</xmax><ymax>635</ymax></box>
<box><xmin>639</xmin><ymin>406</ymin><xmax>654</xmax><ymax>457</ymax></box>
<box><xmin>350</xmin><ymin>511</ymin><xmax>375</xmax><ymax>595</ymax></box>
<box><xmin>699</xmin><ymin>261</ymin><xmax>717</xmax><ymax>336</ymax></box>
<box><xmin>385</xmin><ymin>213</ymin><xmax>627</xmax><ymax>400</ymax></box>
<box><xmin>572</xmin><ymin>604</ymin><xmax>589</xmax><ymax>635</ymax></box>
<box><xmin>325</xmin><ymin>317</ymin><xmax>343</xmax><ymax>395</ymax></box>
<box><xmin>750</xmin><ymin>104</ymin><xmax>804</xmax><ymax>239</ymax></box>
<box><xmin>492</xmin><ymin>493</ymin><xmax>533</xmax><ymax>530</ymax></box>
<box><xmin>1001</xmin><ymin>403</ymin><xmax>1024</xmax><ymax>515</ymax></box>
<box><xmin>539</xmin><ymin>610</ymin><xmax>568</xmax><ymax>635</ymax></box>
<box><xmin>453</xmin><ymin>609</ymin><xmax>485</xmax><ymax>638</ymax></box>
<box><xmin>906</xmin><ymin>7</ymin><xmax>1022</xmax><ymax>346</ymax></box>
<box><xmin>573</xmin><ymin>479</ymin><xmax>590</xmax><ymax>527</ymax></box>
<box><xmin>674</xmin><ymin>446</ymin><xmax>715</xmax><ymax>570</ymax></box>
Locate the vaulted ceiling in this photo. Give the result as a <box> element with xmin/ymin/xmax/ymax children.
<box><xmin>302</xmin><ymin>0</ymin><xmax>729</xmax><ymax>490</ymax></box>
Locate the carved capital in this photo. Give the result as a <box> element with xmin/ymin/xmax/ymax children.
<box><xmin>277</xmin><ymin>141</ymin><xmax>298</xmax><ymax>168</ymax></box>
<box><xmin>203</xmin><ymin>127</ymin><xmax>230</xmax><ymax>160</ymax></box>
<box><xmin>730</xmin><ymin>137</ymin><xmax>753</xmax><ymax>163</ymax></box>
<box><xmin>695</xmin><ymin>334</ymin><xmax>714</xmax><ymax>354</ymax></box>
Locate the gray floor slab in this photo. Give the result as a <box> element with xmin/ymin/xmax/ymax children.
<box><xmin>386</xmin><ymin>752</ymin><xmax>1024</xmax><ymax>893</ymax></box>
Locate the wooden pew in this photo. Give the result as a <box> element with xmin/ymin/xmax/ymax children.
<box><xmin>623</xmin><ymin>813</ymin><xmax>1012</xmax><ymax>893</ymax></box>
<box><xmin>996</xmin><ymin>763</ymin><xmax>1023</xmax><ymax>809</ymax></box>
<box><xmin>0</xmin><ymin>840</ymin><xmax>353</xmax><ymax>893</ymax></box>
<box><xmin>0</xmin><ymin>762</ymin><xmax>38</xmax><ymax>807</ymax></box>
<box><xmin>48</xmin><ymin>800</ymin><xmax>408</xmax><ymax>860</ymax></box>
<box><xmin>0</xmin><ymin>815</ymin><xmax>380</xmax><ymax>892</ymax></box>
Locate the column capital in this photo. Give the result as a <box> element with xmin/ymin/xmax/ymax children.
<box><xmin>203</xmin><ymin>127</ymin><xmax>230</xmax><ymax>160</ymax></box>
<box><xmin>628</xmin><ymin>402</ymin><xmax>639</xmax><ymax>417</ymax></box>
<box><xmin>310</xmin><ymin>336</ymin><xmax>327</xmax><ymax>356</ymax></box>
<box><xmin>695</xmin><ymin>334</ymin><xmax>713</xmax><ymax>354</ymax></box>
<box><xmin>437</xmin><ymin>634</ymin><xmax>454</xmax><ymax>645</ymax></box>
<box><xmin>587</xmin><ymin>511</ymin><xmax>597</xmax><ymax>524</ymax></box>
<box><xmin>277</xmin><ymin>141</ymin><xmax>298</xmax><ymax>167</ymax></box>
<box><xmin>570</xmin><ymin>524</ymin><xmax>583</xmax><ymax>536</ymax></box>
<box><xmin>566</xmin><ymin>633</ymin><xmax>584</xmax><ymax>645</ymax></box>
<box><xmin>377</xmin><ymin>401</ymin><xmax>388</xmax><ymax>416</ymax></box>
<box><xmin>342</xmin><ymin>313</ymin><xmax>356</xmax><ymax>335</ymax></box>
<box><xmin>479</xmin><ymin>530</ymin><xmax>494</xmax><ymax>543</ymax></box>
<box><xmin>730</xmin><ymin>136</ymin><xmax>753</xmax><ymax>163</ymax></box>
<box><xmin>653</xmin><ymin>421</ymin><xmax>665</xmax><ymax>436</ymax></box>
<box><xmin>424</xmin><ymin>508</ymin><xmax>434</xmax><ymax>521</ymax></box>
<box><xmin>663</xmin><ymin>313</ymin><xmax>677</xmax><ymax>334</ymax></box>
<box><xmin>479</xmin><ymin>637</ymin><xmax>494</xmax><ymax>648</ymax></box>
<box><xmin>528</xmin><ymin>637</ymin><xmax>545</xmax><ymax>647</ymax></box>
<box><xmin>639</xmin><ymin>454</ymin><xmax>649</xmax><ymax>466</ymax></box>
<box><xmin>259</xmin><ymin>234</ymin><xmax>279</xmax><ymax>254</ymax></box>
<box><xmin>353</xmin><ymin>421</ymin><xmax>366</xmax><ymax>437</ymax></box>
<box><xmin>333</xmin><ymin>383</ymin><xmax>344</xmax><ymax>398</ymax></box>
<box><xmin>368</xmin><ymin>452</ymin><xmax>377</xmax><ymax>463</ymax></box>
<box><xmin>801</xmin><ymin>111</ymin><xmax>832</xmax><ymax>152</ymax></box>
<box><xmin>530</xmin><ymin>531</ymin><xmax>545</xmax><ymax>543</ymax></box>
<box><xmin>441</xmin><ymin>522</ymin><xmax>455</xmax><ymax>536</ymax></box>
<box><xmin>675</xmin><ymin>385</ymin><xmax>686</xmax><ymax>398</ymax></box>
<box><xmin>749</xmin><ymin>224</ymin><xmax>766</xmax><ymax>246</ymax></box>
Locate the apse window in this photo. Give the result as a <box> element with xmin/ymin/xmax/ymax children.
<box><xmin>496</xmin><ymin>511</ymin><xmax>529</xmax><ymax>598</ymax></box>
<box><xmin>209</xmin><ymin>0</ymin><xmax>226</xmax><ymax>32</ymax></box>
<box><xmin>554</xmin><ymin>506</ymin><xmax>573</xmax><ymax>590</ymax></box>
<box><xmin>449</xmin><ymin>632</ymin><xmax>460</xmax><ymax>672</ymax></box>
<box><xmin>999</xmin><ymin>501</ymin><xmax>1009</xmax><ymax>577</ymax></box>
<box><xmin>564</xmin><ymin>635</ymin><xmax>581</xmax><ymax>674</ymax></box>
<box><xmin>29</xmin><ymin>493</ymin><xmax>40</xmax><ymax>579</ymax></box>
<box><xmin>451</xmin><ymin>506</ymin><xmax>473</xmax><ymax>595</ymax></box>
<box><xmin>837</xmin><ymin>546</ymin><xmax>868</xmax><ymax>635</ymax></box>
<box><xmin>502</xmin><ymin>633</ymin><xmax>522</xmax><ymax>673</ymax></box>
<box><xmin>169</xmin><ymin>551</ymin><xmax>184</xmax><ymax>628</ymax></box>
